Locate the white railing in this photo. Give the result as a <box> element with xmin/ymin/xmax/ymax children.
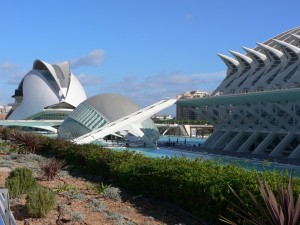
<box><xmin>0</xmin><ymin>189</ymin><xmax>16</xmax><ymax>225</ymax></box>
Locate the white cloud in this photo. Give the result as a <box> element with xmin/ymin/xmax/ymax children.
<box><xmin>105</xmin><ymin>71</ymin><xmax>225</xmax><ymax>108</ymax></box>
<box><xmin>69</xmin><ymin>49</ymin><xmax>105</xmax><ymax>68</ymax></box>
<box><xmin>76</xmin><ymin>74</ymin><xmax>103</xmax><ymax>86</ymax></box>
<box><xmin>0</xmin><ymin>62</ymin><xmax>19</xmax><ymax>71</ymax></box>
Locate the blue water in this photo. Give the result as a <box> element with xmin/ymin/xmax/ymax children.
<box><xmin>112</xmin><ymin>136</ymin><xmax>300</xmax><ymax>176</ymax></box>
<box><xmin>159</xmin><ymin>135</ymin><xmax>206</xmax><ymax>146</ymax></box>
<box><xmin>45</xmin><ymin>133</ymin><xmax>300</xmax><ymax>175</ymax></box>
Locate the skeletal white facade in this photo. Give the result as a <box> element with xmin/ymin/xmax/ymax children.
<box><xmin>177</xmin><ymin>27</ymin><xmax>300</xmax><ymax>158</ymax></box>
<box><xmin>7</xmin><ymin>60</ymin><xmax>87</xmax><ymax>131</ymax></box>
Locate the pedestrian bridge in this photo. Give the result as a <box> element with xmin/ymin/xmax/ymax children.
<box><xmin>0</xmin><ymin>120</ymin><xmax>63</xmax><ymax>133</ymax></box>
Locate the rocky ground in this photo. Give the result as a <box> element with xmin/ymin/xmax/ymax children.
<box><xmin>0</xmin><ymin>153</ymin><xmax>201</xmax><ymax>225</ymax></box>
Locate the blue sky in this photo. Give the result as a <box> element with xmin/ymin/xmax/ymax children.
<box><xmin>0</xmin><ymin>0</ymin><xmax>299</xmax><ymax>115</ymax></box>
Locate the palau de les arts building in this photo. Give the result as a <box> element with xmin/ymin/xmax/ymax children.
<box><xmin>6</xmin><ymin>26</ymin><xmax>300</xmax><ymax>159</ymax></box>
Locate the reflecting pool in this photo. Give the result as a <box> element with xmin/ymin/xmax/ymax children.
<box><xmin>112</xmin><ymin>136</ymin><xmax>300</xmax><ymax>176</ymax></box>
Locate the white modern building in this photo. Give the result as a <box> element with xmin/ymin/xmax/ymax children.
<box><xmin>7</xmin><ymin>59</ymin><xmax>87</xmax><ymax>121</ymax></box>
<box><xmin>151</xmin><ymin>114</ymin><xmax>173</xmax><ymax>120</ymax></box>
<box><xmin>5</xmin><ymin>60</ymin><xmax>86</xmax><ymax>132</ymax></box>
<box><xmin>177</xmin><ymin>27</ymin><xmax>300</xmax><ymax>158</ymax></box>
<box><xmin>4</xmin><ymin>59</ymin><xmax>176</xmax><ymax>146</ymax></box>
<box><xmin>58</xmin><ymin>93</ymin><xmax>163</xmax><ymax>146</ymax></box>
<box><xmin>0</xmin><ymin>106</ymin><xmax>12</xmax><ymax>120</ymax></box>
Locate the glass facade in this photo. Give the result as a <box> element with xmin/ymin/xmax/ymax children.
<box><xmin>58</xmin><ymin>102</ymin><xmax>108</xmax><ymax>139</ymax></box>
<box><xmin>28</xmin><ymin>113</ymin><xmax>70</xmax><ymax>120</ymax></box>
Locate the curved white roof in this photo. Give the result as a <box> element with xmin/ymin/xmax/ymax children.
<box><xmin>8</xmin><ymin>59</ymin><xmax>86</xmax><ymax>120</ymax></box>
<box><xmin>83</xmin><ymin>93</ymin><xmax>140</xmax><ymax>122</ymax></box>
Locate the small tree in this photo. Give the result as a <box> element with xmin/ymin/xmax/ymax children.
<box><xmin>5</xmin><ymin>167</ymin><xmax>37</xmax><ymax>198</ymax></box>
<box><xmin>25</xmin><ymin>186</ymin><xmax>56</xmax><ymax>217</ymax></box>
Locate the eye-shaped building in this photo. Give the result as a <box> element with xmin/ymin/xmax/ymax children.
<box><xmin>58</xmin><ymin>93</ymin><xmax>160</xmax><ymax>146</ymax></box>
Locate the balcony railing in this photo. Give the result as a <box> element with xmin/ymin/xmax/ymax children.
<box><xmin>0</xmin><ymin>189</ymin><xmax>16</xmax><ymax>225</ymax></box>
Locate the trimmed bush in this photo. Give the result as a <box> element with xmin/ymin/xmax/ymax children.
<box><xmin>5</xmin><ymin>167</ymin><xmax>36</xmax><ymax>198</ymax></box>
<box><xmin>32</xmin><ymin>136</ymin><xmax>300</xmax><ymax>223</ymax></box>
<box><xmin>25</xmin><ymin>186</ymin><xmax>56</xmax><ymax>217</ymax></box>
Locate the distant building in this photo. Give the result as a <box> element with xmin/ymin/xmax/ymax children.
<box><xmin>152</xmin><ymin>114</ymin><xmax>173</xmax><ymax>120</ymax></box>
<box><xmin>176</xmin><ymin>90</ymin><xmax>209</xmax><ymax>120</ymax></box>
<box><xmin>0</xmin><ymin>106</ymin><xmax>12</xmax><ymax>120</ymax></box>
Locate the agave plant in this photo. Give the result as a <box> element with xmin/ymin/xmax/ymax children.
<box><xmin>220</xmin><ymin>175</ymin><xmax>300</xmax><ymax>225</ymax></box>
<box><xmin>85</xmin><ymin>181</ymin><xmax>111</xmax><ymax>194</ymax></box>
<box><xmin>40</xmin><ymin>158</ymin><xmax>66</xmax><ymax>181</ymax></box>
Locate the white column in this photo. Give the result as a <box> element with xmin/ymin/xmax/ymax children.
<box><xmin>270</xmin><ymin>132</ymin><xmax>294</xmax><ymax>156</ymax></box>
<box><xmin>210</xmin><ymin>130</ymin><xmax>233</xmax><ymax>150</ymax></box>
<box><xmin>237</xmin><ymin>132</ymin><xmax>259</xmax><ymax>152</ymax></box>
<box><xmin>252</xmin><ymin>132</ymin><xmax>276</xmax><ymax>155</ymax></box>
<box><xmin>224</xmin><ymin>131</ymin><xmax>245</xmax><ymax>151</ymax></box>
<box><xmin>201</xmin><ymin>131</ymin><xmax>223</xmax><ymax>148</ymax></box>
<box><xmin>288</xmin><ymin>143</ymin><xmax>300</xmax><ymax>158</ymax></box>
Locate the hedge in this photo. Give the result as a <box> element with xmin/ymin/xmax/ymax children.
<box><xmin>37</xmin><ymin>137</ymin><xmax>300</xmax><ymax>223</ymax></box>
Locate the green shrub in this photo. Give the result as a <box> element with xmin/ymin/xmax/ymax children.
<box><xmin>25</xmin><ymin>186</ymin><xmax>56</xmax><ymax>217</ymax></box>
<box><xmin>5</xmin><ymin>167</ymin><xmax>36</xmax><ymax>198</ymax></box>
<box><xmin>85</xmin><ymin>181</ymin><xmax>111</xmax><ymax>194</ymax></box>
<box><xmin>34</xmin><ymin>135</ymin><xmax>300</xmax><ymax>223</ymax></box>
<box><xmin>53</xmin><ymin>183</ymin><xmax>76</xmax><ymax>193</ymax></box>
